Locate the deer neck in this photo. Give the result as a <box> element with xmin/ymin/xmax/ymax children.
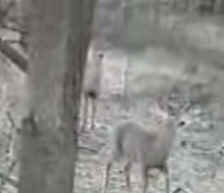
<box><xmin>159</xmin><ymin>118</ymin><xmax>177</xmax><ymax>148</ymax></box>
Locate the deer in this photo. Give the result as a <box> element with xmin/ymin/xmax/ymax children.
<box><xmin>81</xmin><ymin>48</ymin><xmax>104</xmax><ymax>132</ymax></box>
<box><xmin>101</xmin><ymin>97</ymin><xmax>191</xmax><ymax>193</ymax></box>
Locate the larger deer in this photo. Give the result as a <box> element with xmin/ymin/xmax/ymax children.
<box><xmin>102</xmin><ymin>97</ymin><xmax>191</xmax><ymax>193</ymax></box>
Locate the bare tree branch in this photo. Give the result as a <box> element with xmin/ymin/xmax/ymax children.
<box><xmin>0</xmin><ymin>39</ymin><xmax>27</xmax><ymax>73</ymax></box>
<box><xmin>0</xmin><ymin>172</ymin><xmax>18</xmax><ymax>188</ymax></box>
<box><xmin>78</xmin><ymin>145</ymin><xmax>98</xmax><ymax>154</ymax></box>
<box><xmin>6</xmin><ymin>111</ymin><xmax>16</xmax><ymax>129</ymax></box>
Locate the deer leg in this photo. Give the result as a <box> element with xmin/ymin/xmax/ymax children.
<box><xmin>78</xmin><ymin>93</ymin><xmax>84</xmax><ymax>131</ymax></box>
<box><xmin>163</xmin><ymin>163</ymin><xmax>170</xmax><ymax>193</ymax></box>
<box><xmin>81</xmin><ymin>94</ymin><xmax>89</xmax><ymax>132</ymax></box>
<box><xmin>102</xmin><ymin>161</ymin><xmax>112</xmax><ymax>193</ymax></box>
<box><xmin>124</xmin><ymin>161</ymin><xmax>132</xmax><ymax>192</ymax></box>
<box><xmin>141</xmin><ymin>165</ymin><xmax>149</xmax><ymax>193</ymax></box>
<box><xmin>91</xmin><ymin>97</ymin><xmax>97</xmax><ymax>130</ymax></box>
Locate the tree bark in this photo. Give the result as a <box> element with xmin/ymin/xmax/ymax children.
<box><xmin>18</xmin><ymin>1</ymin><xmax>97</xmax><ymax>193</ymax></box>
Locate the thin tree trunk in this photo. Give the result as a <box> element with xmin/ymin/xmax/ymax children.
<box><xmin>18</xmin><ymin>1</ymin><xmax>97</xmax><ymax>193</ymax></box>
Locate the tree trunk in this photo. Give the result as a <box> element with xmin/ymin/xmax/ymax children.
<box><xmin>18</xmin><ymin>1</ymin><xmax>97</xmax><ymax>193</ymax></box>
<box><xmin>214</xmin><ymin>0</ymin><xmax>224</xmax><ymax>13</ymax></box>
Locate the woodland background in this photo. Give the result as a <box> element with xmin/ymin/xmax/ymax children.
<box><xmin>0</xmin><ymin>0</ymin><xmax>224</xmax><ymax>193</ymax></box>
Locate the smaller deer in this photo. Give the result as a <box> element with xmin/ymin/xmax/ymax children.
<box><xmin>102</xmin><ymin>98</ymin><xmax>190</xmax><ymax>193</ymax></box>
<box><xmin>81</xmin><ymin>49</ymin><xmax>104</xmax><ymax>131</ymax></box>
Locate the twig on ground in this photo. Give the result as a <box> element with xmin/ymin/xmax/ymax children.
<box><xmin>78</xmin><ymin>145</ymin><xmax>98</xmax><ymax>154</ymax></box>
<box><xmin>0</xmin><ymin>172</ymin><xmax>18</xmax><ymax>188</ymax></box>
<box><xmin>6</xmin><ymin>111</ymin><xmax>16</xmax><ymax>129</ymax></box>
<box><xmin>0</xmin><ymin>38</ymin><xmax>27</xmax><ymax>73</ymax></box>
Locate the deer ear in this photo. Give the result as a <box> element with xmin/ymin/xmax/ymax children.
<box><xmin>151</xmin><ymin>100</ymin><xmax>169</xmax><ymax>120</ymax></box>
<box><xmin>157</xmin><ymin>96</ymin><xmax>169</xmax><ymax>111</ymax></box>
<box><xmin>97</xmin><ymin>52</ymin><xmax>104</xmax><ymax>59</ymax></box>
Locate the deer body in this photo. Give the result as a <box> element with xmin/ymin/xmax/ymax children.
<box><xmin>111</xmin><ymin>121</ymin><xmax>176</xmax><ymax>166</ymax></box>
